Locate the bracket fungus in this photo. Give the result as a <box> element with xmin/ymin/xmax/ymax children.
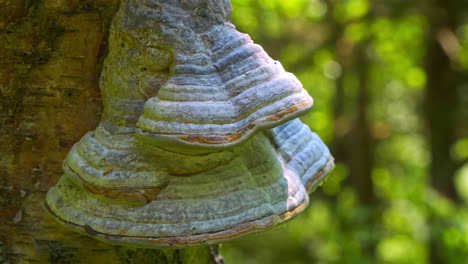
<box><xmin>45</xmin><ymin>0</ymin><xmax>335</xmax><ymax>247</ymax></box>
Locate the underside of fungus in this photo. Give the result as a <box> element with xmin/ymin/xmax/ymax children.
<box><xmin>45</xmin><ymin>0</ymin><xmax>335</xmax><ymax>247</ymax></box>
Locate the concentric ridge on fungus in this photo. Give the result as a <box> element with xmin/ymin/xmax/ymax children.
<box><xmin>45</xmin><ymin>0</ymin><xmax>335</xmax><ymax>247</ymax></box>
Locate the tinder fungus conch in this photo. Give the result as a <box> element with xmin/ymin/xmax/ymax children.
<box><xmin>45</xmin><ymin>0</ymin><xmax>335</xmax><ymax>247</ymax></box>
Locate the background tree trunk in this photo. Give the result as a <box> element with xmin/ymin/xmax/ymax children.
<box><xmin>348</xmin><ymin>42</ymin><xmax>375</xmax><ymax>206</ymax></box>
<box><xmin>0</xmin><ymin>1</ymin><xmax>219</xmax><ymax>263</ymax></box>
<box><xmin>424</xmin><ymin>1</ymin><xmax>468</xmax><ymax>263</ymax></box>
<box><xmin>424</xmin><ymin>0</ymin><xmax>461</xmax><ymax>203</ymax></box>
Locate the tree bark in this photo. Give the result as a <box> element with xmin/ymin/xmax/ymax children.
<box><xmin>0</xmin><ymin>1</ymin><xmax>219</xmax><ymax>263</ymax></box>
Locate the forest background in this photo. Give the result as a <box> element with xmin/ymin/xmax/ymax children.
<box><xmin>222</xmin><ymin>0</ymin><xmax>468</xmax><ymax>263</ymax></box>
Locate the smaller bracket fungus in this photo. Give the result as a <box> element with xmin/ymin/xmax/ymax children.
<box><xmin>45</xmin><ymin>0</ymin><xmax>335</xmax><ymax>247</ymax></box>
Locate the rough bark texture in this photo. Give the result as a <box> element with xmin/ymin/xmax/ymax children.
<box><xmin>0</xmin><ymin>1</ymin><xmax>218</xmax><ymax>263</ymax></box>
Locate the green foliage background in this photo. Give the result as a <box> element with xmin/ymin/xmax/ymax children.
<box><xmin>221</xmin><ymin>0</ymin><xmax>468</xmax><ymax>263</ymax></box>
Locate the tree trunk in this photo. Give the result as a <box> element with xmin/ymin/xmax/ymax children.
<box><xmin>0</xmin><ymin>1</ymin><xmax>219</xmax><ymax>263</ymax></box>
<box><xmin>424</xmin><ymin>1</ymin><xmax>466</xmax><ymax>263</ymax></box>
<box><xmin>424</xmin><ymin>0</ymin><xmax>461</xmax><ymax>202</ymax></box>
<box><xmin>348</xmin><ymin>42</ymin><xmax>375</xmax><ymax>205</ymax></box>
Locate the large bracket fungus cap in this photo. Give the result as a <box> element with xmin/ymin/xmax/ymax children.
<box><xmin>102</xmin><ymin>0</ymin><xmax>313</xmax><ymax>151</ymax></box>
<box><xmin>45</xmin><ymin>0</ymin><xmax>334</xmax><ymax>247</ymax></box>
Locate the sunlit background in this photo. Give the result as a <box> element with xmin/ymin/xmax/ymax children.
<box><xmin>222</xmin><ymin>0</ymin><xmax>468</xmax><ymax>263</ymax></box>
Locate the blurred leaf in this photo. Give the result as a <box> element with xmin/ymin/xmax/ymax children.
<box><xmin>452</xmin><ymin>138</ymin><xmax>468</xmax><ymax>161</ymax></box>
<box><xmin>455</xmin><ymin>164</ymin><xmax>468</xmax><ymax>203</ymax></box>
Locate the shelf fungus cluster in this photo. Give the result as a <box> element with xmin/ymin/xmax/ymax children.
<box><xmin>45</xmin><ymin>0</ymin><xmax>335</xmax><ymax>247</ymax></box>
